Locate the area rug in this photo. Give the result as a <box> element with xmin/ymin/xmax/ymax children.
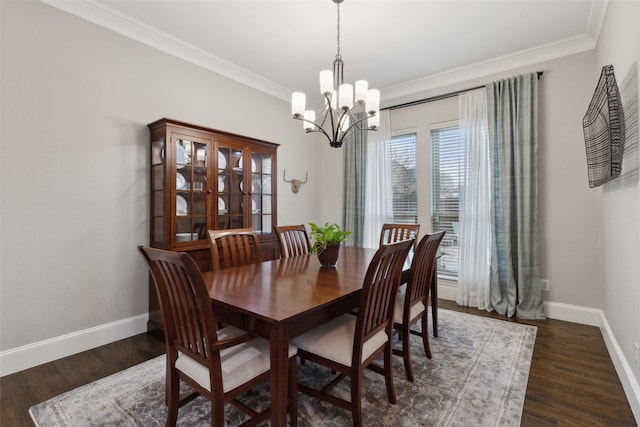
<box><xmin>30</xmin><ymin>309</ymin><xmax>537</xmax><ymax>426</ymax></box>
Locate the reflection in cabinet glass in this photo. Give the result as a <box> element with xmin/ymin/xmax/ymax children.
<box><xmin>174</xmin><ymin>137</ymin><xmax>208</xmax><ymax>242</ymax></box>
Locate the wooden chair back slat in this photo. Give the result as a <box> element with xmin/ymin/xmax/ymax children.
<box><xmin>407</xmin><ymin>232</ymin><xmax>446</xmax><ymax>308</ymax></box>
<box><xmin>355</xmin><ymin>239</ymin><xmax>413</xmax><ymax>362</ymax></box>
<box><xmin>379</xmin><ymin>223</ymin><xmax>420</xmax><ymax>250</ymax></box>
<box><xmin>208</xmin><ymin>228</ymin><xmax>262</xmax><ymax>270</ymax></box>
<box><xmin>139</xmin><ymin>247</ymin><xmax>220</xmax><ymax>366</ymax></box>
<box><xmin>390</xmin><ymin>231</ymin><xmax>446</xmax><ymax>381</ymax></box>
<box><xmin>274</xmin><ymin>225</ymin><xmax>312</xmax><ymax>258</ymax></box>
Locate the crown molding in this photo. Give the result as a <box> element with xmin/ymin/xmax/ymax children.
<box><xmin>40</xmin><ymin>0</ymin><xmax>292</xmax><ymax>101</ymax></box>
<box><xmin>41</xmin><ymin>0</ymin><xmax>609</xmax><ymax>105</ymax></box>
<box><xmin>382</xmin><ymin>34</ymin><xmax>597</xmax><ymax>102</ymax></box>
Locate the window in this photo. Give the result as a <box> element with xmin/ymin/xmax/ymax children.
<box><xmin>430</xmin><ymin>124</ymin><xmax>463</xmax><ymax>276</ymax></box>
<box><xmin>385</xmin><ymin>134</ymin><xmax>417</xmax><ymax>224</ymax></box>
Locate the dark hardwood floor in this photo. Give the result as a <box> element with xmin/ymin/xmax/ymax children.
<box><xmin>439</xmin><ymin>300</ymin><xmax>637</xmax><ymax>427</ymax></box>
<box><xmin>1</xmin><ymin>300</ymin><xmax>636</xmax><ymax>426</ymax></box>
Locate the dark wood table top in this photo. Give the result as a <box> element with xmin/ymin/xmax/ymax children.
<box><xmin>202</xmin><ymin>246</ymin><xmax>379</xmax><ymax>326</ymax></box>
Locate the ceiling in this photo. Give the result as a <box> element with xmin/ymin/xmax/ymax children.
<box><xmin>45</xmin><ymin>0</ymin><xmax>608</xmax><ymax>104</ymax></box>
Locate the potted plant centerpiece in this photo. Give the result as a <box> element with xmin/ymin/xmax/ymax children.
<box><xmin>309</xmin><ymin>222</ymin><xmax>352</xmax><ymax>267</ymax></box>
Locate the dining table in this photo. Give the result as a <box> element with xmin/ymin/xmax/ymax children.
<box><xmin>201</xmin><ymin>245</ymin><xmax>437</xmax><ymax>426</ymax></box>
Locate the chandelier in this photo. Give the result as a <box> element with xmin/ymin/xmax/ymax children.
<box><xmin>291</xmin><ymin>0</ymin><xmax>380</xmax><ymax>148</ymax></box>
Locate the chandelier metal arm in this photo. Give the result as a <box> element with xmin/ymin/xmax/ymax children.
<box><xmin>340</xmin><ymin>112</ymin><xmax>376</xmax><ymax>141</ymax></box>
<box><xmin>293</xmin><ymin>99</ymin><xmax>378</xmax><ymax>148</ymax></box>
<box><xmin>295</xmin><ymin>116</ymin><xmax>332</xmax><ymax>139</ymax></box>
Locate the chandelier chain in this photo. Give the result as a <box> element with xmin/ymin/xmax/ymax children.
<box><xmin>335</xmin><ymin>1</ymin><xmax>341</xmax><ymax>60</ymax></box>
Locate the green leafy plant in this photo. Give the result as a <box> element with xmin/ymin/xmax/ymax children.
<box><xmin>308</xmin><ymin>222</ymin><xmax>352</xmax><ymax>254</ymax></box>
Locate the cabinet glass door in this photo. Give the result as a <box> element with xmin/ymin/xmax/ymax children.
<box><xmin>174</xmin><ymin>136</ymin><xmax>209</xmax><ymax>244</ymax></box>
<box><xmin>216</xmin><ymin>146</ymin><xmax>245</xmax><ymax>230</ymax></box>
<box><xmin>150</xmin><ymin>136</ymin><xmax>166</xmax><ymax>246</ymax></box>
<box><xmin>251</xmin><ymin>151</ymin><xmax>273</xmax><ymax>234</ymax></box>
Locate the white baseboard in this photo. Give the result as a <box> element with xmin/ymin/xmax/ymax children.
<box><xmin>439</xmin><ymin>285</ymin><xmax>603</xmax><ymax>326</ymax></box>
<box><xmin>599</xmin><ymin>311</ymin><xmax>640</xmax><ymax>423</ymax></box>
<box><xmin>0</xmin><ymin>314</ymin><xmax>148</xmax><ymax>377</ymax></box>
<box><xmin>542</xmin><ymin>301</ymin><xmax>602</xmax><ymax>326</ymax></box>
<box><xmin>437</xmin><ymin>281</ymin><xmax>458</xmax><ymax>301</ymax></box>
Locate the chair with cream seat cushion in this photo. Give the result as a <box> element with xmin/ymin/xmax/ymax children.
<box><xmin>392</xmin><ymin>231</ymin><xmax>445</xmax><ymax>382</ymax></box>
<box><xmin>138</xmin><ymin>246</ymin><xmax>297</xmax><ymax>427</ymax></box>
<box><xmin>292</xmin><ymin>239</ymin><xmax>413</xmax><ymax>427</ymax></box>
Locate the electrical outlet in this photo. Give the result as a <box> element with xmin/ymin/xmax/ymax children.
<box><xmin>541</xmin><ymin>279</ymin><xmax>550</xmax><ymax>291</ymax></box>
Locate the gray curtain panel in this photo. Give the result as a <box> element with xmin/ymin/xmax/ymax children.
<box><xmin>486</xmin><ymin>73</ymin><xmax>545</xmax><ymax>319</ymax></box>
<box><xmin>342</xmin><ymin>116</ymin><xmax>368</xmax><ymax>247</ymax></box>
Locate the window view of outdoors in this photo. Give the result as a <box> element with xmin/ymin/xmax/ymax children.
<box><xmin>387</xmin><ymin>134</ymin><xmax>417</xmax><ymax>224</ymax></box>
<box><xmin>430</xmin><ymin>125</ymin><xmax>463</xmax><ymax>276</ymax></box>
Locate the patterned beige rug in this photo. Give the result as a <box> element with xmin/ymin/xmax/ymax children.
<box><xmin>30</xmin><ymin>309</ymin><xmax>536</xmax><ymax>426</ymax></box>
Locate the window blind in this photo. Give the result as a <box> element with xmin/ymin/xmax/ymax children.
<box><xmin>430</xmin><ymin>125</ymin><xmax>463</xmax><ymax>276</ymax></box>
<box><xmin>385</xmin><ymin>134</ymin><xmax>417</xmax><ymax>224</ymax></box>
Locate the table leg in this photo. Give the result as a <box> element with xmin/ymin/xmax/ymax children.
<box><xmin>269</xmin><ymin>327</ymin><xmax>289</xmax><ymax>427</ymax></box>
<box><xmin>431</xmin><ymin>267</ymin><xmax>438</xmax><ymax>337</ymax></box>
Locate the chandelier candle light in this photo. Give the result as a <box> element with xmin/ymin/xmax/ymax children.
<box><xmin>291</xmin><ymin>0</ymin><xmax>380</xmax><ymax>148</ymax></box>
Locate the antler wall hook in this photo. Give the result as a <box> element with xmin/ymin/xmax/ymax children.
<box><xmin>283</xmin><ymin>169</ymin><xmax>308</xmax><ymax>193</ymax></box>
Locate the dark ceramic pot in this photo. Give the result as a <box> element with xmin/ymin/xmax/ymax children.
<box><xmin>317</xmin><ymin>243</ymin><xmax>341</xmax><ymax>268</ymax></box>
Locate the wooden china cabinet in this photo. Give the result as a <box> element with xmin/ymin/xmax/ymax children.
<box><xmin>146</xmin><ymin>118</ymin><xmax>279</xmax><ymax>333</ymax></box>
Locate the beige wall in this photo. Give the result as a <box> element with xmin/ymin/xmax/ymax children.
<box><xmin>594</xmin><ymin>0</ymin><xmax>640</xmax><ymax>402</ymax></box>
<box><xmin>0</xmin><ymin>1</ymin><xmax>319</xmax><ymax>352</ymax></box>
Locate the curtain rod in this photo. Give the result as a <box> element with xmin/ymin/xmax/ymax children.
<box><xmin>383</xmin><ymin>71</ymin><xmax>543</xmax><ymax>111</ymax></box>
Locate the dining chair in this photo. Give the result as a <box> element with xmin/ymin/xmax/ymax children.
<box><xmin>138</xmin><ymin>246</ymin><xmax>298</xmax><ymax>427</ymax></box>
<box><xmin>207</xmin><ymin>227</ymin><xmax>262</xmax><ymax>270</ymax></box>
<box><xmin>274</xmin><ymin>224</ymin><xmax>312</xmax><ymax>258</ymax></box>
<box><xmin>291</xmin><ymin>239</ymin><xmax>414</xmax><ymax>427</ymax></box>
<box><xmin>379</xmin><ymin>223</ymin><xmax>420</xmax><ymax>250</ymax></box>
<box><xmin>392</xmin><ymin>231</ymin><xmax>446</xmax><ymax>382</ymax></box>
